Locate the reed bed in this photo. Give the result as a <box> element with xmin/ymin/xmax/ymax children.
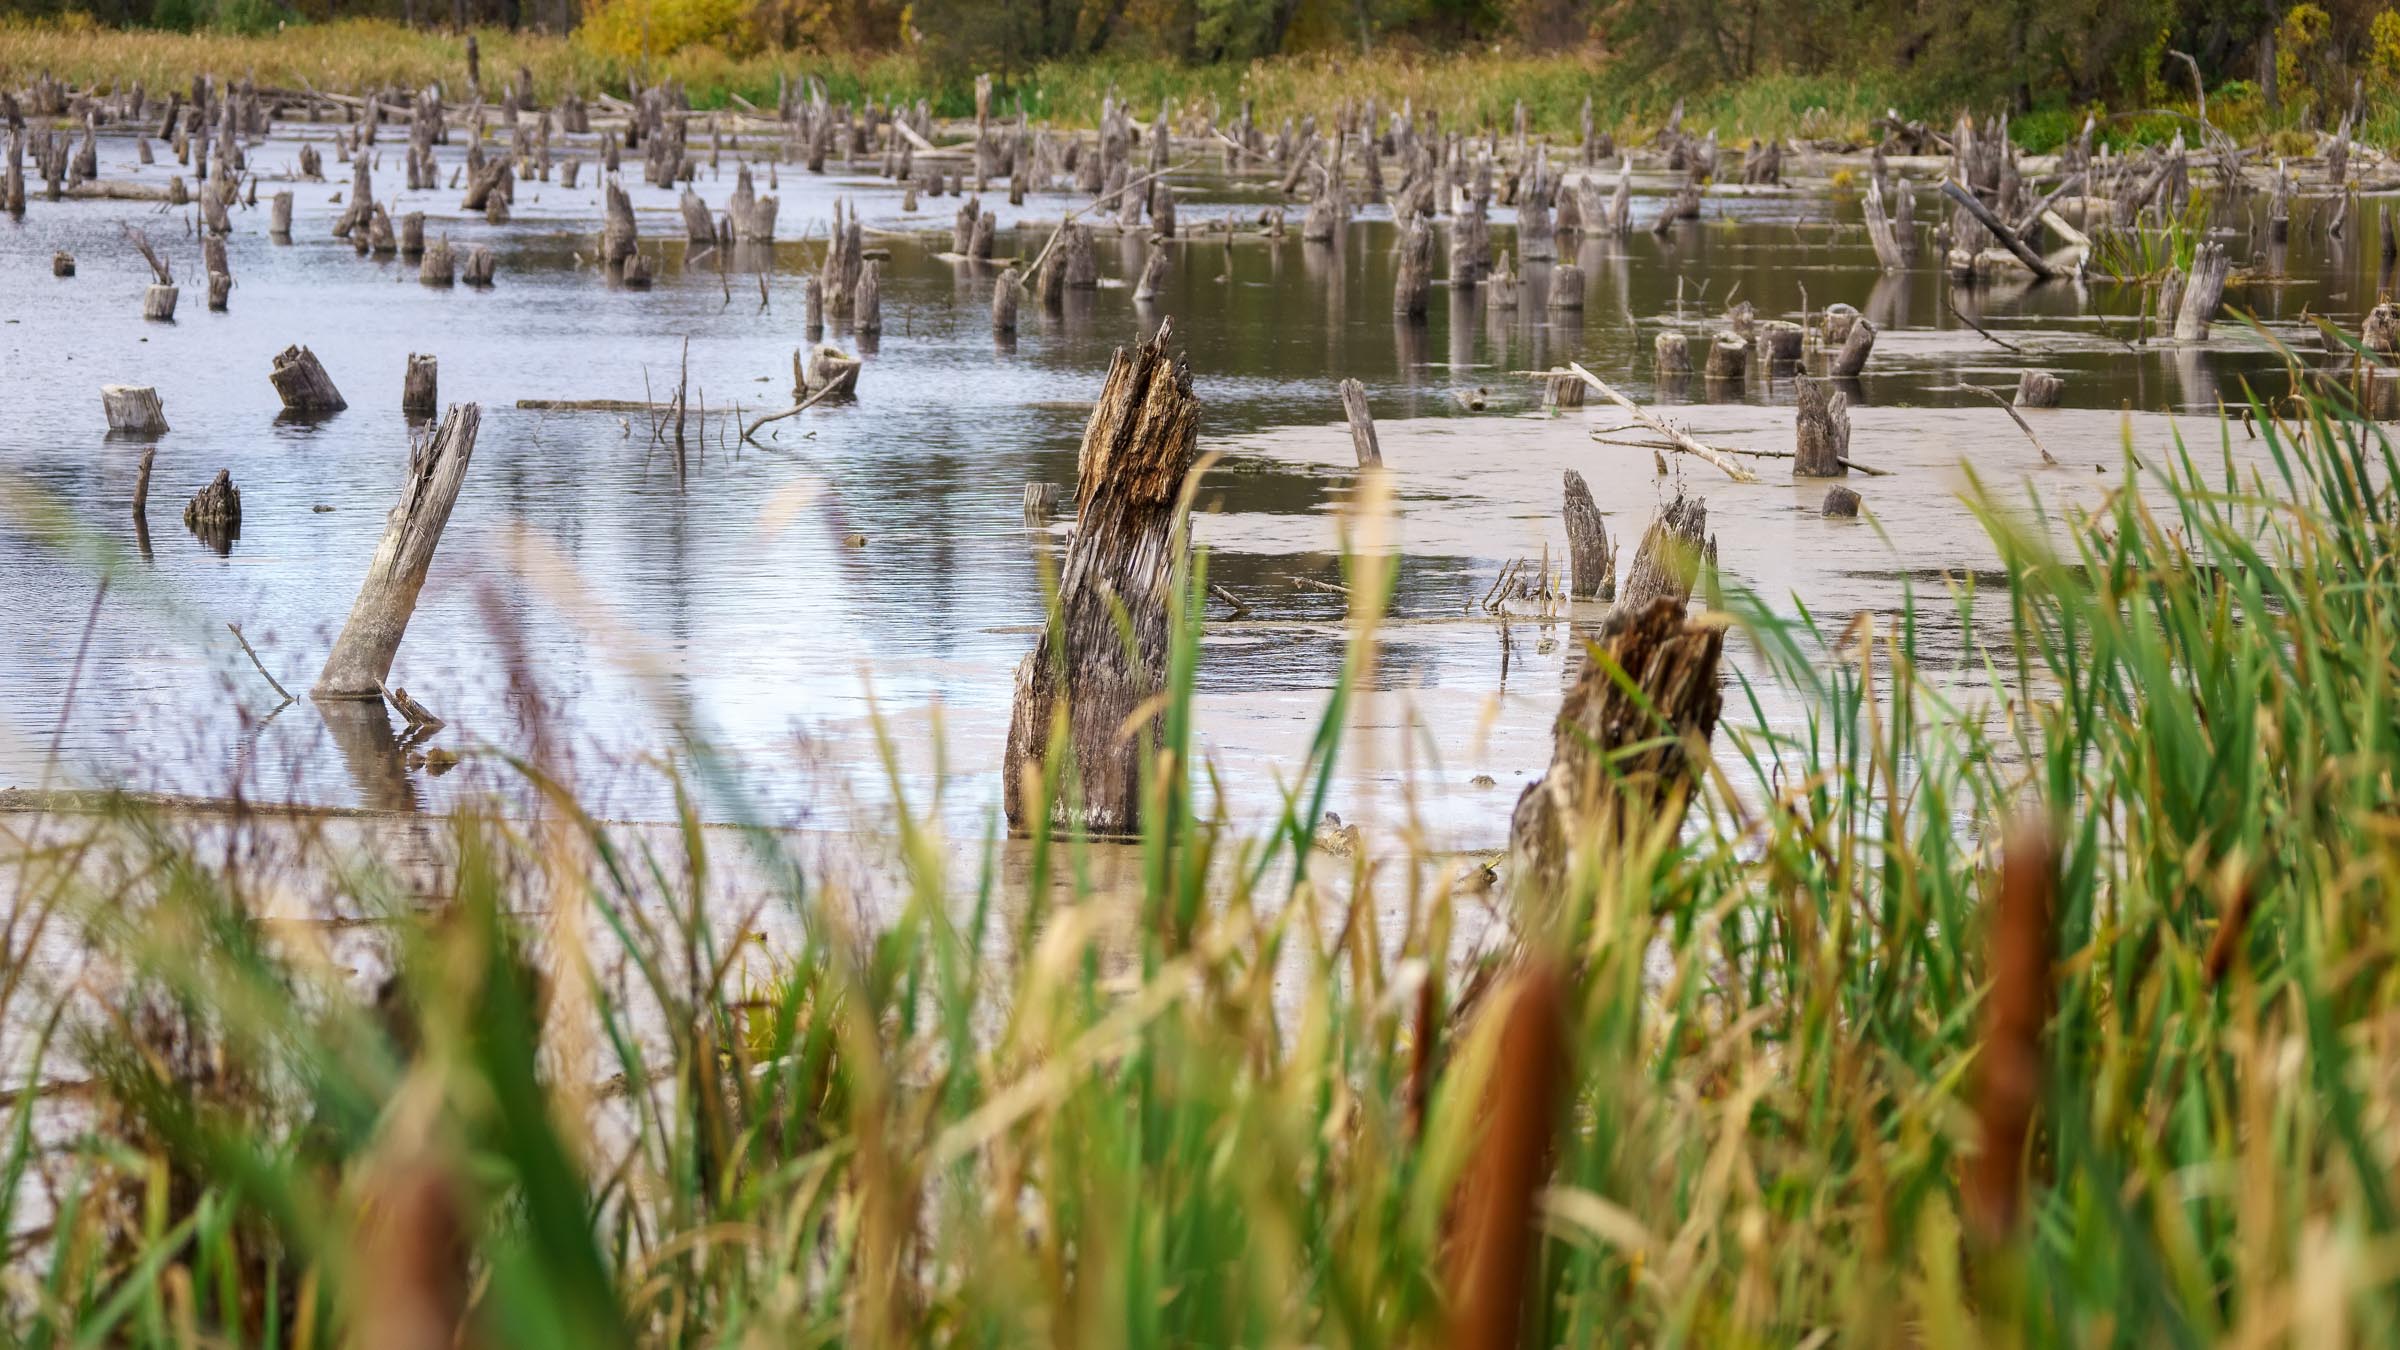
<box><xmin>6</xmin><ymin>378</ymin><xmax>2400</xmax><ymax>1344</ymax></box>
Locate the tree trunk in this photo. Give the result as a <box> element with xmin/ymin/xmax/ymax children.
<box><xmin>1830</xmin><ymin>317</ymin><xmax>1877</xmax><ymax>377</ymax></box>
<box><xmin>1563</xmin><ymin>469</ymin><xmax>1612</xmax><ymax>599</ymax></box>
<box><xmin>2173</xmin><ymin>241</ymin><xmax>2229</xmax><ymax>342</ymax></box>
<box><xmin>2014</xmin><ymin>370</ymin><xmax>2063</xmax><ymax>406</ymax></box>
<box><xmin>103</xmin><ymin>385</ymin><xmax>168</xmax><ymax>434</ymax></box>
<box><xmin>1793</xmin><ymin>377</ymin><xmax>1850</xmax><ymax>477</ymax></box>
<box><xmin>1613</xmin><ymin>492</ymin><xmax>1712</xmax><ymax>618</ymax></box>
<box><xmin>1339</xmin><ymin>378</ymin><xmax>1381</xmax><ymax>467</ymax></box>
<box><xmin>314</xmin><ymin>404</ymin><xmax>481</xmax><ymax>698</ymax></box>
<box><xmin>1002</xmin><ymin>323</ymin><xmax>1201</xmax><ymax>836</ymax></box>
<box><xmin>270</xmin><ymin>344</ymin><xmax>347</xmax><ymax>413</ymax></box>
<box><xmin>403</xmin><ymin>354</ymin><xmax>438</xmax><ymax>416</ymax></box>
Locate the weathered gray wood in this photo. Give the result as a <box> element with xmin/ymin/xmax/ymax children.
<box><xmin>133</xmin><ymin>446</ymin><xmax>155</xmax><ymax>519</ymax></box>
<box><xmin>602</xmin><ymin>176</ymin><xmax>637</xmax><ymax>264</ymax></box>
<box><xmin>402</xmin><ymin>354</ymin><xmax>438</xmax><ymax>417</ymax></box>
<box><xmin>269</xmin><ymin>344</ymin><xmax>346</xmax><ymax>414</ymax></box>
<box><xmin>269</xmin><ymin>189</ymin><xmax>293</xmax><ymax>237</ymax></box>
<box><xmin>1563</xmin><ymin>469</ymin><xmax>1612</xmax><ymax>599</ymax></box>
<box><xmin>1655</xmin><ymin>331</ymin><xmax>1691</xmax><ymax>374</ymax></box>
<box><xmin>52</xmin><ymin>250</ymin><xmax>73</xmax><ymax>277</ymax></box>
<box><xmin>1339</xmin><ymin>378</ymin><xmax>1382</xmax><ymax>467</ymax></box>
<box><xmin>1703</xmin><ymin>334</ymin><xmax>1748</xmax><ymax>381</ymax></box>
<box><xmin>102</xmin><ymin>385</ymin><xmax>168</xmax><ymax>434</ymax></box>
<box><xmin>855</xmin><ymin>259</ymin><xmax>883</xmax><ymax>334</ymax></box>
<box><xmin>1758</xmin><ymin>321</ymin><xmax>1803</xmax><ymax>370</ymax></box>
<box><xmin>1023</xmin><ymin>481</ymin><xmax>1061</xmax><ymax>523</ymax></box>
<box><xmin>1394</xmin><ymin>216</ymin><xmax>1433</xmax><ymax>318</ymax></box>
<box><xmin>1822</xmin><ymin>485</ymin><xmax>1863</xmax><ymax>517</ymax></box>
<box><xmin>207</xmin><ymin>271</ymin><xmax>231</xmax><ymax>311</ymax></box>
<box><xmin>2014</xmin><ymin>370</ymin><xmax>2063</xmax><ymax>407</ymax></box>
<box><xmin>1506</xmin><ymin>595</ymin><xmax>1724</xmax><ymax>895</ymax></box>
<box><xmin>143</xmin><ymin>284</ymin><xmax>179</xmax><ymax>321</ymax></box>
<box><xmin>1829</xmin><ymin>316</ymin><xmax>1877</xmax><ymax>377</ymax></box>
<box><xmin>1003</xmin><ymin>321</ymin><xmax>1201</xmax><ymax>836</ymax></box>
<box><xmin>991</xmin><ymin>265</ymin><xmax>1023</xmax><ymax>334</ymax></box>
<box><xmin>1134</xmin><ymin>245</ymin><xmax>1170</xmax><ymax>303</ymax></box>
<box><xmin>1793</xmin><ymin>378</ymin><xmax>1850</xmax><ymax>478</ymax></box>
<box><xmin>419</xmin><ymin>235</ymin><xmax>455</xmax><ymax>285</ymax></box>
<box><xmin>313</xmin><ymin>404</ymin><xmax>481</xmax><ymax>699</ymax></box>
<box><xmin>184</xmin><ymin>469</ymin><xmax>240</xmax><ymax>536</ymax></box>
<box><xmin>1861</xmin><ymin>176</ymin><xmax>1909</xmax><ymax>273</ymax></box>
<box><xmin>462</xmin><ymin>246</ymin><xmax>495</xmax><ymax>286</ymax></box>
<box><xmin>1822</xmin><ymin>303</ymin><xmax>1861</xmax><ymax>345</ymax></box>
<box><xmin>2172</xmin><ymin>241</ymin><xmax>2229</xmax><ymax>342</ymax></box>
<box><xmin>1939</xmin><ymin>178</ymin><xmax>2055</xmax><ymax>281</ymax></box>
<box><xmin>680</xmin><ymin>187</ymin><xmax>714</xmax><ymax>244</ymax></box>
<box><xmin>1614</xmin><ymin>492</ymin><xmax>1713</xmax><ymax>618</ymax></box>
<box><xmin>1548</xmin><ymin>262</ymin><xmax>1584</xmax><ymax>311</ymax></box>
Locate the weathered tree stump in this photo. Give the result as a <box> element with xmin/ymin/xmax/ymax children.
<box><xmin>805</xmin><ymin>345</ymin><xmax>861</xmax><ymax>398</ymax></box>
<box><xmin>1563</xmin><ymin>469</ymin><xmax>1612</xmax><ymax>599</ymax></box>
<box><xmin>991</xmin><ymin>266</ymin><xmax>1023</xmax><ymax>334</ymax></box>
<box><xmin>1821</xmin><ymin>303</ymin><xmax>1860</xmax><ymax>345</ymax></box>
<box><xmin>2015</xmin><ymin>370</ymin><xmax>2063</xmax><ymax>407</ymax></box>
<box><xmin>462</xmin><ymin>246</ymin><xmax>496</xmax><ymax>287</ymax></box>
<box><xmin>184</xmin><ymin>468</ymin><xmax>240</xmax><ymax>535</ymax></box>
<box><xmin>102</xmin><ymin>385</ymin><xmax>168</xmax><ymax>434</ymax></box>
<box><xmin>1394</xmin><ymin>217</ymin><xmax>1433</xmax><ymax>318</ymax></box>
<box><xmin>269</xmin><ymin>344</ymin><xmax>346</xmax><ymax>414</ymax></box>
<box><xmin>969</xmin><ymin>208</ymin><xmax>997</xmax><ymax>261</ymax></box>
<box><xmin>679</xmin><ymin>187</ymin><xmax>714</xmax><ymax>244</ymax></box>
<box><xmin>602</xmin><ymin>177</ymin><xmax>638</xmax><ymax>265</ymax></box>
<box><xmin>1151</xmin><ymin>181</ymin><xmax>1177</xmax><ymax>239</ymax></box>
<box><xmin>403</xmin><ymin>354</ymin><xmax>438</xmax><ymax>417</ymax></box>
<box><xmin>1830</xmin><ymin>317</ymin><xmax>1877</xmax><ymax>378</ymax></box>
<box><xmin>144</xmin><ymin>284</ymin><xmax>179</xmax><ymax>321</ymax></box>
<box><xmin>266</xmin><ymin>189</ymin><xmax>293</xmax><ymax>238</ymax></box>
<box><xmin>1548</xmin><ymin>262</ymin><xmax>1585</xmax><ymax>311</ymax></box>
<box><xmin>52</xmin><ymin>250</ymin><xmax>73</xmax><ymax>277</ymax></box>
<box><xmin>2365</xmin><ymin>303</ymin><xmax>2400</xmax><ymax>359</ymax></box>
<box><xmin>1134</xmin><ymin>245</ymin><xmax>1170</xmax><ymax>303</ymax></box>
<box><xmin>398</xmin><ymin>211</ymin><xmax>425</xmax><ymax>258</ymax></box>
<box><xmin>1655</xmin><ymin>331</ymin><xmax>1691</xmax><ymax>374</ymax></box>
<box><xmin>1822</xmin><ymin>485</ymin><xmax>1863</xmax><ymax>517</ymax></box>
<box><xmin>1002</xmin><ymin>322</ymin><xmax>1201</xmax><ymax>836</ymax></box>
<box><xmin>314</xmin><ymin>404</ymin><xmax>481</xmax><ymax>699</ymax></box>
<box><xmin>1793</xmin><ymin>378</ymin><xmax>1851</xmax><ymax>477</ymax></box>
<box><xmin>1702</xmin><ymin>333</ymin><xmax>1748</xmax><ymax>382</ymax></box>
<box><xmin>1758</xmin><ymin>321</ymin><xmax>1804</xmax><ymax>371</ymax></box>
<box><xmin>1023</xmin><ymin>481</ymin><xmax>1060</xmax><ymax>523</ymax></box>
<box><xmin>855</xmin><ymin>259</ymin><xmax>883</xmax><ymax>334</ymax></box>
<box><xmin>802</xmin><ymin>276</ymin><xmax>824</xmax><ymax>336</ymax></box>
<box><xmin>1339</xmin><ymin>378</ymin><xmax>1382</xmax><ymax>467</ymax></box>
<box><xmin>623</xmin><ymin>251</ymin><xmax>655</xmax><ymax>289</ymax></box>
<box><xmin>1506</xmin><ymin>596</ymin><xmax>1725</xmax><ymax>895</ymax></box>
<box><xmin>207</xmin><ymin>271</ymin><xmax>231</xmax><ymax>311</ymax></box>
<box><xmin>420</xmin><ymin>236</ymin><xmax>456</xmax><ymax>286</ymax></box>
<box><xmin>1614</xmin><ymin>492</ymin><xmax>1712</xmax><ymax>618</ymax></box>
<box><xmin>2172</xmin><ymin>241</ymin><xmax>2229</xmax><ymax>343</ymax></box>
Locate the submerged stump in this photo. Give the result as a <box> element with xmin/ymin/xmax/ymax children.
<box><xmin>313</xmin><ymin>404</ymin><xmax>481</xmax><ymax>699</ymax></box>
<box><xmin>269</xmin><ymin>344</ymin><xmax>346</xmax><ymax>414</ymax></box>
<box><xmin>102</xmin><ymin>384</ymin><xmax>168</xmax><ymax>434</ymax></box>
<box><xmin>1339</xmin><ymin>378</ymin><xmax>1382</xmax><ymax>468</ymax></box>
<box><xmin>1563</xmin><ymin>469</ymin><xmax>1612</xmax><ymax>599</ymax></box>
<box><xmin>2015</xmin><ymin>370</ymin><xmax>2063</xmax><ymax>407</ymax></box>
<box><xmin>1793</xmin><ymin>378</ymin><xmax>1851</xmax><ymax>478</ymax></box>
<box><xmin>1002</xmin><ymin>322</ymin><xmax>1201</xmax><ymax>836</ymax></box>
<box><xmin>402</xmin><ymin>354</ymin><xmax>438</xmax><ymax>417</ymax></box>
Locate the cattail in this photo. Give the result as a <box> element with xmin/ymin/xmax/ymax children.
<box><xmin>1963</xmin><ymin>818</ymin><xmax>2056</xmax><ymax>1244</ymax></box>
<box><xmin>1446</xmin><ymin>960</ymin><xmax>1569</xmax><ymax>1350</ymax></box>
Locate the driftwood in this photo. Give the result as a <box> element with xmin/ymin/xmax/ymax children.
<box><xmin>313</xmin><ymin>404</ymin><xmax>481</xmax><ymax>699</ymax></box>
<box><xmin>269</xmin><ymin>345</ymin><xmax>346</xmax><ymax>414</ymax></box>
<box><xmin>1339</xmin><ymin>378</ymin><xmax>1382</xmax><ymax>467</ymax></box>
<box><xmin>1793</xmin><ymin>378</ymin><xmax>1851</xmax><ymax>477</ymax></box>
<box><xmin>1002</xmin><ymin>321</ymin><xmax>1201</xmax><ymax>836</ymax></box>
<box><xmin>103</xmin><ymin>385</ymin><xmax>168</xmax><ymax>434</ymax></box>
<box><xmin>1562</xmin><ymin>469</ymin><xmax>1613</xmax><ymax>599</ymax></box>
<box><xmin>1567</xmin><ymin>362</ymin><xmax>1756</xmax><ymax>482</ymax></box>
<box><xmin>1506</xmin><ymin>596</ymin><xmax>1725</xmax><ymax>895</ymax></box>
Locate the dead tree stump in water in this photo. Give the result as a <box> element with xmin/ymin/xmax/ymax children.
<box><xmin>207</xmin><ymin>271</ymin><xmax>231</xmax><ymax>311</ymax></box>
<box><xmin>2172</xmin><ymin>241</ymin><xmax>2230</xmax><ymax>342</ymax></box>
<box><xmin>1134</xmin><ymin>245</ymin><xmax>1170</xmax><ymax>303</ymax></box>
<box><xmin>269</xmin><ymin>344</ymin><xmax>346</xmax><ymax>414</ymax></box>
<box><xmin>1002</xmin><ymin>322</ymin><xmax>1201</xmax><ymax>836</ymax></box>
<box><xmin>1563</xmin><ymin>469</ymin><xmax>1612</xmax><ymax>599</ymax></box>
<box><xmin>1339</xmin><ymin>378</ymin><xmax>1382</xmax><ymax>467</ymax></box>
<box><xmin>1506</xmin><ymin>597</ymin><xmax>1725</xmax><ymax>896</ymax></box>
<box><xmin>2365</xmin><ymin>303</ymin><xmax>2400</xmax><ymax>359</ymax></box>
<box><xmin>2015</xmin><ymin>370</ymin><xmax>2063</xmax><ymax>407</ymax></box>
<box><xmin>420</xmin><ymin>235</ymin><xmax>456</xmax><ymax>285</ymax></box>
<box><xmin>403</xmin><ymin>355</ymin><xmax>438</xmax><ymax>417</ymax></box>
<box><xmin>1702</xmin><ymin>334</ymin><xmax>1748</xmax><ymax>382</ymax></box>
<box><xmin>184</xmin><ymin>469</ymin><xmax>241</xmax><ymax>538</ymax></box>
<box><xmin>1830</xmin><ymin>317</ymin><xmax>1877</xmax><ymax>378</ymax></box>
<box><xmin>855</xmin><ymin>259</ymin><xmax>883</xmax><ymax>334</ymax></box>
<box><xmin>53</xmin><ymin>250</ymin><xmax>73</xmax><ymax>277</ymax></box>
<box><xmin>103</xmin><ymin>385</ymin><xmax>168</xmax><ymax>434</ymax></box>
<box><xmin>1655</xmin><ymin>331</ymin><xmax>1691</xmax><ymax>375</ymax></box>
<box><xmin>313</xmin><ymin>404</ymin><xmax>481</xmax><ymax>699</ymax></box>
<box><xmin>991</xmin><ymin>266</ymin><xmax>1023</xmax><ymax>334</ymax></box>
<box><xmin>1793</xmin><ymin>378</ymin><xmax>1851</xmax><ymax>477</ymax></box>
<box><xmin>1614</xmin><ymin>492</ymin><xmax>1713</xmax><ymax>618</ymax></box>
<box><xmin>1757</xmin><ymin>321</ymin><xmax>1803</xmax><ymax>372</ymax></box>
<box><xmin>1394</xmin><ymin>217</ymin><xmax>1433</xmax><ymax>318</ymax></box>
<box><xmin>1548</xmin><ymin>262</ymin><xmax>1584</xmax><ymax>311</ymax></box>
<box><xmin>144</xmin><ymin>285</ymin><xmax>179</xmax><ymax>321</ymax></box>
<box><xmin>1822</xmin><ymin>485</ymin><xmax>1862</xmax><ymax>517</ymax></box>
<box><xmin>602</xmin><ymin>177</ymin><xmax>638</xmax><ymax>265</ymax></box>
<box><xmin>1023</xmin><ymin>481</ymin><xmax>1061</xmax><ymax>523</ymax></box>
<box><xmin>462</xmin><ymin>246</ymin><xmax>496</xmax><ymax>287</ymax></box>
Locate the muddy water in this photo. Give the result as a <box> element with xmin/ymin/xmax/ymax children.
<box><xmin>2</xmin><ymin>124</ymin><xmax>2392</xmax><ymax>848</ymax></box>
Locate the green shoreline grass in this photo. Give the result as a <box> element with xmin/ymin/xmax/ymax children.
<box><xmin>9</xmin><ymin>17</ymin><xmax>2371</xmax><ymax>150</ymax></box>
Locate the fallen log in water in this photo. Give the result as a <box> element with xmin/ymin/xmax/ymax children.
<box><xmin>1563</xmin><ymin>363</ymin><xmax>1758</xmax><ymax>483</ymax></box>
<box><xmin>1002</xmin><ymin>320</ymin><xmax>1201</xmax><ymax>836</ymax></box>
<box><xmin>313</xmin><ymin>404</ymin><xmax>480</xmax><ymax>699</ymax></box>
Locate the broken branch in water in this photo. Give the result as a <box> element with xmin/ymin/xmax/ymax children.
<box><xmin>1024</xmin><ymin>159</ymin><xmax>1198</xmax><ymax>279</ymax></box>
<box><xmin>226</xmin><ymin>623</ymin><xmax>293</xmax><ymax>704</ymax></box>
<box><xmin>1564</xmin><ymin>362</ymin><xmax>1758</xmax><ymax>482</ymax></box>
<box><xmin>1947</xmin><ymin>383</ymin><xmax>2061</xmax><ymax>466</ymax></box>
<box><xmin>1943</xmin><ymin>291</ymin><xmax>2026</xmax><ymax>354</ymax></box>
<box><xmin>1208</xmin><ymin>582</ymin><xmax>1251</xmax><ymax>617</ymax></box>
<box><xmin>740</xmin><ymin>378</ymin><xmax>847</xmax><ymax>444</ymax></box>
<box><xmin>377</xmin><ymin>680</ymin><xmax>447</xmax><ymax>733</ymax></box>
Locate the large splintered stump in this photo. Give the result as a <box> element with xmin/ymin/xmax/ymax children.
<box><xmin>1003</xmin><ymin>323</ymin><xmax>1201</xmax><ymax>836</ymax></box>
<box><xmin>102</xmin><ymin>385</ymin><xmax>168</xmax><ymax>434</ymax></box>
<box><xmin>1506</xmin><ymin>597</ymin><xmax>1725</xmax><ymax>896</ymax></box>
<box><xmin>313</xmin><ymin>404</ymin><xmax>481</xmax><ymax>699</ymax></box>
<box><xmin>602</xmin><ymin>177</ymin><xmax>638</xmax><ymax>265</ymax></box>
<box><xmin>1394</xmin><ymin>217</ymin><xmax>1433</xmax><ymax>318</ymax></box>
<box><xmin>1340</xmin><ymin>378</ymin><xmax>1382</xmax><ymax>467</ymax></box>
<box><xmin>1793</xmin><ymin>378</ymin><xmax>1851</xmax><ymax>478</ymax></box>
<box><xmin>2173</xmin><ymin>241</ymin><xmax>2230</xmax><ymax>343</ymax></box>
<box><xmin>184</xmin><ymin>469</ymin><xmax>241</xmax><ymax>534</ymax></box>
<box><xmin>1703</xmin><ymin>333</ymin><xmax>1748</xmax><ymax>382</ymax></box>
<box><xmin>1614</xmin><ymin>492</ymin><xmax>1713</xmax><ymax>618</ymax></box>
<box><xmin>462</xmin><ymin>246</ymin><xmax>496</xmax><ymax>287</ymax></box>
<box><xmin>1655</xmin><ymin>331</ymin><xmax>1691</xmax><ymax>375</ymax></box>
<box><xmin>403</xmin><ymin>354</ymin><xmax>438</xmax><ymax>417</ymax></box>
<box><xmin>2015</xmin><ymin>370</ymin><xmax>2063</xmax><ymax>407</ymax></box>
<box><xmin>270</xmin><ymin>345</ymin><xmax>346</xmax><ymax>414</ymax></box>
<box><xmin>1831</xmin><ymin>317</ymin><xmax>1877</xmax><ymax>378</ymax></box>
<box><xmin>1563</xmin><ymin>469</ymin><xmax>1613</xmax><ymax>599</ymax></box>
<box><xmin>1548</xmin><ymin>262</ymin><xmax>1584</xmax><ymax>311</ymax></box>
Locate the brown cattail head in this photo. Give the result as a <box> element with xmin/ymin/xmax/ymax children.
<box><xmin>1963</xmin><ymin>817</ymin><xmax>2057</xmax><ymax>1245</ymax></box>
<box><xmin>1447</xmin><ymin>960</ymin><xmax>1572</xmax><ymax>1350</ymax></box>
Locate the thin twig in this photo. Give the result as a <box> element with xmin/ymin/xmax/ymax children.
<box><xmin>226</xmin><ymin>623</ymin><xmax>294</xmax><ymax>703</ymax></box>
<box><xmin>1951</xmin><ymin>384</ymin><xmax>2061</xmax><ymax>466</ymax></box>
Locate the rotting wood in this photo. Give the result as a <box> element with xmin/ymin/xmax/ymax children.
<box><xmin>1793</xmin><ymin>378</ymin><xmax>1851</xmax><ymax>478</ymax></box>
<box><xmin>1566</xmin><ymin>363</ymin><xmax>1756</xmax><ymax>482</ymax></box>
<box><xmin>403</xmin><ymin>354</ymin><xmax>438</xmax><ymax>417</ymax></box>
<box><xmin>1830</xmin><ymin>317</ymin><xmax>1877</xmax><ymax>378</ymax></box>
<box><xmin>2014</xmin><ymin>370</ymin><xmax>2063</xmax><ymax>407</ymax></box>
<box><xmin>269</xmin><ymin>344</ymin><xmax>346</xmax><ymax>414</ymax></box>
<box><xmin>184</xmin><ymin>468</ymin><xmax>241</xmax><ymax>539</ymax></box>
<box><xmin>1822</xmin><ymin>485</ymin><xmax>1863</xmax><ymax>517</ymax></box>
<box><xmin>2172</xmin><ymin>241</ymin><xmax>2229</xmax><ymax>342</ymax></box>
<box><xmin>103</xmin><ymin>385</ymin><xmax>168</xmax><ymax>435</ymax></box>
<box><xmin>1339</xmin><ymin>378</ymin><xmax>1383</xmax><ymax>468</ymax></box>
<box><xmin>1612</xmin><ymin>491</ymin><xmax>1714</xmax><ymax>619</ymax></box>
<box><xmin>1506</xmin><ymin>595</ymin><xmax>1725</xmax><ymax>896</ymax></box>
<box><xmin>1563</xmin><ymin>469</ymin><xmax>1612</xmax><ymax>600</ymax></box>
<box><xmin>313</xmin><ymin>403</ymin><xmax>481</xmax><ymax>699</ymax></box>
<box><xmin>1002</xmin><ymin>320</ymin><xmax>1201</xmax><ymax>836</ymax></box>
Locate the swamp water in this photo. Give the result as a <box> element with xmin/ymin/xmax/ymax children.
<box><xmin>2</xmin><ymin>124</ymin><xmax>2393</xmax><ymax>852</ymax></box>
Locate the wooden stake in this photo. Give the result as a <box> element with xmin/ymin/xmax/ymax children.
<box><xmin>1339</xmin><ymin>378</ymin><xmax>1382</xmax><ymax>467</ymax></box>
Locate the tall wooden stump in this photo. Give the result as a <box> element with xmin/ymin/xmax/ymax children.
<box><xmin>1002</xmin><ymin>322</ymin><xmax>1201</xmax><ymax>836</ymax></box>
<box><xmin>402</xmin><ymin>354</ymin><xmax>438</xmax><ymax>417</ymax></box>
<box><xmin>2014</xmin><ymin>371</ymin><xmax>2063</xmax><ymax>407</ymax></box>
<box><xmin>1563</xmin><ymin>469</ymin><xmax>1612</xmax><ymax>599</ymax></box>
<box><xmin>102</xmin><ymin>385</ymin><xmax>168</xmax><ymax>434</ymax></box>
<box><xmin>2172</xmin><ymin>241</ymin><xmax>2229</xmax><ymax>342</ymax></box>
<box><xmin>602</xmin><ymin>177</ymin><xmax>637</xmax><ymax>265</ymax></box>
<box><xmin>1793</xmin><ymin>378</ymin><xmax>1850</xmax><ymax>477</ymax></box>
<box><xmin>1339</xmin><ymin>378</ymin><xmax>1382</xmax><ymax>467</ymax></box>
<box><xmin>1655</xmin><ymin>331</ymin><xmax>1691</xmax><ymax>374</ymax></box>
<box><xmin>144</xmin><ymin>284</ymin><xmax>179</xmax><ymax>321</ymax></box>
<box><xmin>313</xmin><ymin>404</ymin><xmax>481</xmax><ymax>699</ymax></box>
<box><xmin>270</xmin><ymin>345</ymin><xmax>346</xmax><ymax>414</ymax></box>
<box><xmin>1830</xmin><ymin>317</ymin><xmax>1876</xmax><ymax>377</ymax></box>
<box><xmin>1702</xmin><ymin>334</ymin><xmax>1747</xmax><ymax>382</ymax></box>
<box><xmin>1615</xmin><ymin>492</ymin><xmax>1712</xmax><ymax>618</ymax></box>
<box><xmin>991</xmin><ymin>266</ymin><xmax>1023</xmax><ymax>334</ymax></box>
<box><xmin>1134</xmin><ymin>246</ymin><xmax>1169</xmax><ymax>303</ymax></box>
<box><xmin>184</xmin><ymin>469</ymin><xmax>241</xmax><ymax>543</ymax></box>
<box><xmin>1507</xmin><ymin>597</ymin><xmax>1725</xmax><ymax>895</ymax></box>
<box><xmin>1394</xmin><ymin>217</ymin><xmax>1433</xmax><ymax>318</ymax></box>
<box><xmin>1548</xmin><ymin>262</ymin><xmax>1584</xmax><ymax>311</ymax></box>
